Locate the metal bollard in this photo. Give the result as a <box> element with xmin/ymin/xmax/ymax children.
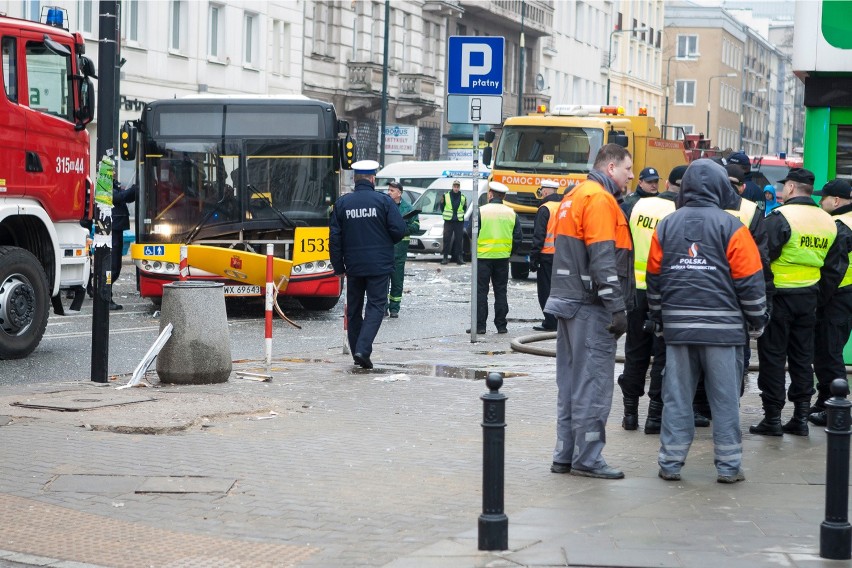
<box><xmin>820</xmin><ymin>378</ymin><xmax>851</xmax><ymax>560</ymax></box>
<box><xmin>478</xmin><ymin>372</ymin><xmax>508</xmax><ymax>551</ymax></box>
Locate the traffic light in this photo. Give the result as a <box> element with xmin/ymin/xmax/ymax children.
<box><xmin>341</xmin><ymin>134</ymin><xmax>356</xmax><ymax>169</ymax></box>
<box><xmin>119</xmin><ymin>121</ymin><xmax>137</xmax><ymax>161</ymax></box>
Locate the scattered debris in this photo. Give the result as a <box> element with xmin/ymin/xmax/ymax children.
<box><xmin>235</xmin><ymin>371</ymin><xmax>272</xmax><ymax>382</ymax></box>
<box><xmin>117</xmin><ymin>323</ymin><xmax>173</xmax><ymax>390</ymax></box>
<box><xmin>373</xmin><ymin>373</ymin><xmax>411</xmax><ymax>382</ymax></box>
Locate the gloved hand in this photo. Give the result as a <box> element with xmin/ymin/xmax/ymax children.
<box><xmin>748</xmin><ymin>326</ymin><xmax>764</xmax><ymax>339</ymax></box>
<box><xmin>607</xmin><ymin>310</ymin><xmax>628</xmax><ymax>340</ymax></box>
<box><xmin>653</xmin><ymin>322</ymin><xmax>664</xmax><ymax>338</ymax></box>
<box><xmin>529</xmin><ymin>261</ymin><xmax>539</xmax><ymax>273</ymax></box>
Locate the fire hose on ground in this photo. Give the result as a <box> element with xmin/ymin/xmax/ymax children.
<box><xmin>510</xmin><ymin>332</ymin><xmax>852</xmax><ymax>375</ymax></box>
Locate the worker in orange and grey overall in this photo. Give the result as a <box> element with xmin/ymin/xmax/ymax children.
<box><xmin>750</xmin><ymin>168</ymin><xmax>837</xmax><ymax>437</ymax></box>
<box><xmin>809</xmin><ymin>179</ymin><xmax>852</xmax><ymax>426</ymax></box>
<box><xmin>529</xmin><ymin>179</ymin><xmax>562</xmax><ymax>332</ymax></box>
<box><xmin>619</xmin><ymin>165</ymin><xmax>685</xmax><ymax>434</ymax></box>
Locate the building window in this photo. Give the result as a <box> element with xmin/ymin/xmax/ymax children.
<box><xmin>313</xmin><ymin>2</ymin><xmax>334</xmax><ymax>57</ymax></box>
<box><xmin>170</xmin><ymin>0</ymin><xmax>187</xmax><ymax>52</ymax></box>
<box><xmin>675</xmin><ymin>80</ymin><xmax>696</xmax><ymax>105</ymax></box>
<box><xmin>77</xmin><ymin>0</ymin><xmax>93</xmax><ymax>35</ymax></box>
<box><xmin>676</xmin><ymin>34</ymin><xmax>698</xmax><ymax>58</ymax></box>
<box><xmin>208</xmin><ymin>4</ymin><xmax>224</xmax><ymax>60</ymax></box>
<box><xmin>673</xmin><ymin>124</ymin><xmax>694</xmax><ymax>140</ymax></box>
<box><xmin>401</xmin><ymin>13</ymin><xmax>411</xmax><ymax>72</ymax></box>
<box><xmin>122</xmin><ymin>0</ymin><xmax>141</xmax><ymax>44</ymax></box>
<box><xmin>23</xmin><ymin>0</ymin><xmax>40</xmax><ymax>22</ymax></box>
<box><xmin>244</xmin><ymin>12</ymin><xmax>258</xmax><ymax>66</ymax></box>
<box><xmin>272</xmin><ymin>20</ymin><xmax>291</xmax><ymax>76</ymax></box>
<box><xmin>423</xmin><ymin>21</ymin><xmax>437</xmax><ymax>73</ymax></box>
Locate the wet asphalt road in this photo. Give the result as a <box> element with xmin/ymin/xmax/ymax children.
<box><xmin>1</xmin><ymin>256</ymin><xmax>541</xmax><ymax>385</ymax></box>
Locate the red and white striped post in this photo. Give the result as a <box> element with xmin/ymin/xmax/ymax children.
<box><xmin>179</xmin><ymin>245</ymin><xmax>189</xmax><ymax>281</ymax></box>
<box><xmin>265</xmin><ymin>244</ymin><xmax>274</xmax><ymax>366</ymax></box>
<box><xmin>341</xmin><ymin>275</ymin><xmax>350</xmax><ymax>355</ymax></box>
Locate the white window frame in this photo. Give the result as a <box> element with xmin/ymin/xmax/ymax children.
<box><xmin>169</xmin><ymin>0</ymin><xmax>187</xmax><ymax>54</ymax></box>
<box><xmin>24</xmin><ymin>0</ymin><xmax>40</xmax><ymax>22</ymax></box>
<box><xmin>77</xmin><ymin>0</ymin><xmax>94</xmax><ymax>36</ymax></box>
<box><xmin>675</xmin><ymin>79</ymin><xmax>696</xmax><ymax>105</ymax></box>
<box><xmin>243</xmin><ymin>12</ymin><xmax>259</xmax><ymax>67</ymax></box>
<box><xmin>122</xmin><ymin>0</ymin><xmax>142</xmax><ymax>45</ymax></box>
<box><xmin>272</xmin><ymin>20</ymin><xmax>291</xmax><ymax>76</ymax></box>
<box><xmin>676</xmin><ymin>34</ymin><xmax>698</xmax><ymax>59</ymax></box>
<box><xmin>673</xmin><ymin>124</ymin><xmax>694</xmax><ymax>140</ymax></box>
<box><xmin>208</xmin><ymin>4</ymin><xmax>225</xmax><ymax>61</ymax></box>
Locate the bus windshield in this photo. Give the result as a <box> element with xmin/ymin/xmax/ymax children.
<box><xmin>494</xmin><ymin>126</ymin><xmax>604</xmax><ymax>174</ymax></box>
<box><xmin>138</xmin><ymin>101</ymin><xmax>341</xmax><ymax>244</ymax></box>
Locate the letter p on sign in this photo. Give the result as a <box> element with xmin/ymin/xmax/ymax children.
<box><xmin>461</xmin><ymin>44</ymin><xmax>492</xmax><ymax>88</ymax></box>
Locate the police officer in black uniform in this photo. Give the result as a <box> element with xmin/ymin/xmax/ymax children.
<box><xmin>330</xmin><ymin>160</ymin><xmax>406</xmax><ymax>369</ymax></box>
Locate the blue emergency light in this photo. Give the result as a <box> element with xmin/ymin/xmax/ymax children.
<box><xmin>44</xmin><ymin>7</ymin><xmax>66</xmax><ymax>28</ymax></box>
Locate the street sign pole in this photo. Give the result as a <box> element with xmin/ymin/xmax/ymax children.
<box><xmin>470</xmin><ymin>123</ymin><xmax>480</xmax><ymax>342</ymax></box>
<box><xmin>446</xmin><ymin>35</ymin><xmax>504</xmax><ymax>343</ymax></box>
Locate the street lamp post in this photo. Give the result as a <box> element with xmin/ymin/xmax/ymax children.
<box><xmin>706</xmin><ymin>73</ymin><xmax>737</xmax><ymax>142</ymax></box>
<box><xmin>664</xmin><ymin>54</ymin><xmax>696</xmax><ymax>134</ymax></box>
<box><xmin>606</xmin><ymin>27</ymin><xmax>649</xmax><ymax>105</ymax></box>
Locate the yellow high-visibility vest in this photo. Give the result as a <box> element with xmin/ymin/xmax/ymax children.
<box><xmin>477</xmin><ymin>203</ymin><xmax>516</xmax><ymax>259</ymax></box>
<box><xmin>771</xmin><ymin>204</ymin><xmax>837</xmax><ymax>288</ymax></box>
<box><xmin>629</xmin><ymin>196</ymin><xmax>675</xmax><ymax>289</ymax></box>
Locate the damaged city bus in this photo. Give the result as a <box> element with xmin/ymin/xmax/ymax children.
<box><xmin>121</xmin><ymin>95</ymin><xmax>354</xmax><ymax>310</ymax></box>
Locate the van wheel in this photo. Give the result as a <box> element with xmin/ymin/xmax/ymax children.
<box><xmin>510</xmin><ymin>261</ymin><xmax>530</xmax><ymax>280</ymax></box>
<box><xmin>0</xmin><ymin>246</ymin><xmax>50</xmax><ymax>359</ymax></box>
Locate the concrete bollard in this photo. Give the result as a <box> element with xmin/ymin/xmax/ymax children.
<box><xmin>478</xmin><ymin>372</ymin><xmax>508</xmax><ymax>551</ymax></box>
<box><xmin>820</xmin><ymin>378</ymin><xmax>852</xmax><ymax>560</ymax></box>
<box><xmin>156</xmin><ymin>281</ymin><xmax>231</xmax><ymax>384</ymax></box>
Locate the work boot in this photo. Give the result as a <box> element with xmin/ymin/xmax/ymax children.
<box><xmin>693</xmin><ymin>412</ymin><xmax>710</xmax><ymax>427</ymax></box>
<box><xmin>644</xmin><ymin>400</ymin><xmax>663</xmax><ymax>434</ymax></box>
<box><xmin>622</xmin><ymin>396</ymin><xmax>639</xmax><ymax>431</ymax></box>
<box><xmin>749</xmin><ymin>406</ymin><xmax>783</xmax><ymax>436</ymax></box>
<box><xmin>808</xmin><ymin>410</ymin><xmax>827</xmax><ymax>427</ymax></box>
<box><xmin>781</xmin><ymin>401</ymin><xmax>810</xmax><ymax>436</ymax></box>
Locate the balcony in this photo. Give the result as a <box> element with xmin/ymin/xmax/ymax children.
<box><xmin>399</xmin><ymin>73</ymin><xmax>438</xmax><ymax>103</ymax></box>
<box><xmin>348</xmin><ymin>61</ymin><xmax>384</xmax><ymax>93</ymax></box>
<box><xmin>522</xmin><ymin>93</ymin><xmax>550</xmax><ymax>113</ymax></box>
<box><xmin>459</xmin><ymin>0</ymin><xmax>553</xmax><ymax>37</ymax></box>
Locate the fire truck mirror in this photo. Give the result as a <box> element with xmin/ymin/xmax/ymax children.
<box><xmin>75</xmin><ymin>77</ymin><xmax>94</xmax><ymax>129</ymax></box>
<box><xmin>120</xmin><ymin>122</ymin><xmax>138</xmax><ymax>161</ymax></box>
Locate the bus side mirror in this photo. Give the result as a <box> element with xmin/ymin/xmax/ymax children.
<box><xmin>482</xmin><ymin>146</ymin><xmax>493</xmax><ymax>167</ymax></box>
<box><xmin>120</xmin><ymin>121</ymin><xmax>137</xmax><ymax>161</ymax></box>
<box><xmin>340</xmin><ymin>134</ymin><xmax>356</xmax><ymax>169</ymax></box>
<box><xmin>484</xmin><ymin>130</ymin><xmax>496</xmax><ymax>143</ymax></box>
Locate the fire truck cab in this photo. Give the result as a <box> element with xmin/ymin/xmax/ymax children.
<box><xmin>0</xmin><ymin>9</ymin><xmax>96</xmax><ymax>358</ymax></box>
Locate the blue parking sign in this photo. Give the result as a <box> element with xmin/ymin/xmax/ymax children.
<box><xmin>447</xmin><ymin>36</ymin><xmax>504</xmax><ymax>96</ymax></box>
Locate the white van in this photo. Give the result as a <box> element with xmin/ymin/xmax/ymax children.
<box><xmin>375</xmin><ymin>160</ymin><xmax>490</xmax><ymax>203</ymax></box>
<box><xmin>408</xmin><ymin>174</ymin><xmax>489</xmax><ymax>259</ymax></box>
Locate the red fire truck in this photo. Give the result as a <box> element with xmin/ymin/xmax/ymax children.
<box><xmin>0</xmin><ymin>9</ymin><xmax>97</xmax><ymax>358</ymax></box>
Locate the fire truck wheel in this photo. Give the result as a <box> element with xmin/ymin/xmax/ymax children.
<box><xmin>297</xmin><ymin>296</ymin><xmax>339</xmax><ymax>311</ymax></box>
<box><xmin>0</xmin><ymin>246</ymin><xmax>50</xmax><ymax>359</ymax></box>
<box><xmin>510</xmin><ymin>261</ymin><xmax>530</xmax><ymax>280</ymax></box>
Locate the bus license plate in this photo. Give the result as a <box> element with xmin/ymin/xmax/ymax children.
<box><xmin>224</xmin><ymin>285</ymin><xmax>261</xmax><ymax>296</ymax></box>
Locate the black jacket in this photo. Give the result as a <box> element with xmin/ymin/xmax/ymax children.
<box><xmin>112</xmin><ymin>182</ymin><xmax>137</xmax><ymax>232</ymax></box>
<box><xmin>819</xmin><ymin>202</ymin><xmax>852</xmax><ymax>305</ymax></box>
<box><xmin>530</xmin><ymin>192</ymin><xmax>563</xmax><ymax>265</ymax></box>
<box><xmin>329</xmin><ymin>180</ymin><xmax>406</xmax><ymax>276</ymax></box>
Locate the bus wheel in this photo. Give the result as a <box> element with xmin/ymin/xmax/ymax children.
<box><xmin>298</xmin><ymin>296</ymin><xmax>339</xmax><ymax>311</ymax></box>
<box><xmin>510</xmin><ymin>261</ymin><xmax>530</xmax><ymax>280</ymax></box>
<box><xmin>0</xmin><ymin>246</ymin><xmax>50</xmax><ymax>359</ymax></box>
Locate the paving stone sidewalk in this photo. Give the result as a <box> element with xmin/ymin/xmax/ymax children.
<box><xmin>0</xmin><ymin>328</ymin><xmax>848</xmax><ymax>568</ymax></box>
